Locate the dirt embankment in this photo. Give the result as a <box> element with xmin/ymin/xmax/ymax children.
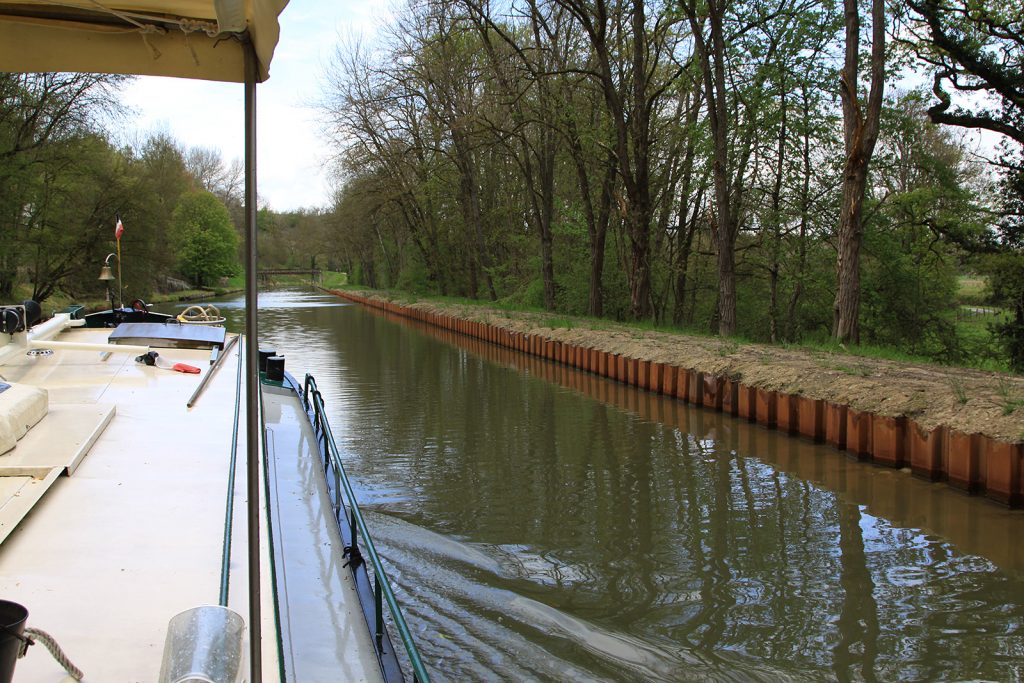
<box><xmin>341</xmin><ymin>290</ymin><xmax>1024</xmax><ymax>444</ymax></box>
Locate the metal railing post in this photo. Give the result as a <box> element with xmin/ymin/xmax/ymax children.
<box><xmin>243</xmin><ymin>39</ymin><xmax>261</xmax><ymax>683</ymax></box>
<box><xmin>303</xmin><ymin>372</ymin><xmax>431</xmax><ymax>682</ymax></box>
<box><xmin>375</xmin><ymin>579</ymin><xmax>384</xmax><ymax>649</ymax></box>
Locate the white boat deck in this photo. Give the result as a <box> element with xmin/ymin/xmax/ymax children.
<box><xmin>262</xmin><ymin>384</ymin><xmax>385</xmax><ymax>682</ymax></box>
<box><xmin>0</xmin><ymin>325</ymin><xmax>254</xmax><ymax>681</ymax></box>
<box><xmin>0</xmin><ymin>320</ymin><xmax>385</xmax><ymax>682</ymax></box>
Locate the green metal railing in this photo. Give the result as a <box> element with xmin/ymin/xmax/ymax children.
<box><xmin>302</xmin><ymin>374</ymin><xmax>431</xmax><ymax>683</ymax></box>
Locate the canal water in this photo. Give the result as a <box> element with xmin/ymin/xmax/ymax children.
<box><xmin>188</xmin><ymin>288</ymin><xmax>1024</xmax><ymax>681</ymax></box>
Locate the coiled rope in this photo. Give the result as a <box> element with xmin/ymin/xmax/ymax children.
<box><xmin>15</xmin><ymin>627</ymin><xmax>84</xmax><ymax>681</ymax></box>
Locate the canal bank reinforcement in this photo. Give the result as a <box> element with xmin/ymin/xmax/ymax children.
<box><xmin>326</xmin><ymin>288</ymin><xmax>1024</xmax><ymax>509</ymax></box>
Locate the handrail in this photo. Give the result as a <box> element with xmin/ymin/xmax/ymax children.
<box><xmin>302</xmin><ymin>373</ymin><xmax>431</xmax><ymax>683</ymax></box>
<box><xmin>218</xmin><ymin>334</ymin><xmax>244</xmax><ymax>606</ymax></box>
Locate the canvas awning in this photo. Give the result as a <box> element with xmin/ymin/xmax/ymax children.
<box><xmin>0</xmin><ymin>0</ymin><xmax>287</xmax><ymax>82</ymax></box>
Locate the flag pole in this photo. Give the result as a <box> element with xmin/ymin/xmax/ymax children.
<box><xmin>115</xmin><ymin>214</ymin><xmax>124</xmax><ymax>310</ymax></box>
<box><xmin>116</xmin><ymin>237</ymin><xmax>123</xmax><ymax>310</ymax></box>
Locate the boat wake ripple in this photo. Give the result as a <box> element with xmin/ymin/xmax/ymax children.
<box><xmin>361</xmin><ymin>509</ymin><xmax>804</xmax><ymax>682</ymax></box>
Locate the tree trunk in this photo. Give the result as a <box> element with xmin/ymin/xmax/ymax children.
<box><xmin>686</xmin><ymin>1</ymin><xmax>738</xmax><ymax>336</ymax></box>
<box><xmin>786</xmin><ymin>84</ymin><xmax>814</xmax><ymax>340</ymax></box>
<box><xmin>834</xmin><ymin>163</ymin><xmax>869</xmax><ymax>342</ymax></box>
<box><xmin>832</xmin><ymin>0</ymin><xmax>885</xmax><ymax>343</ymax></box>
<box><xmin>568</xmin><ymin>126</ymin><xmax>615</xmax><ymax>318</ymax></box>
<box><xmin>590</xmin><ymin>160</ymin><xmax>615</xmax><ymax>317</ymax></box>
<box><xmin>673</xmin><ymin>201</ymin><xmax>699</xmax><ymax>325</ymax></box>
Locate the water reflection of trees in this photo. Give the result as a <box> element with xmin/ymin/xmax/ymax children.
<box><xmin>293</xmin><ymin>302</ymin><xmax>1024</xmax><ymax>680</ymax></box>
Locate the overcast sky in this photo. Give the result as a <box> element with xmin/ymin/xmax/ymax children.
<box><xmin>120</xmin><ymin>0</ymin><xmax>389</xmax><ymax>213</ymax></box>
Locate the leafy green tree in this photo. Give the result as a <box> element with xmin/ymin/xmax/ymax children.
<box><xmin>984</xmin><ymin>158</ymin><xmax>1024</xmax><ymax>369</ymax></box>
<box><xmin>0</xmin><ymin>72</ymin><xmax>128</xmax><ymax>298</ymax></box>
<box><xmin>904</xmin><ymin>0</ymin><xmax>1024</xmax><ymax>367</ymax></box>
<box><xmin>170</xmin><ymin>191</ymin><xmax>239</xmax><ymax>287</ymax></box>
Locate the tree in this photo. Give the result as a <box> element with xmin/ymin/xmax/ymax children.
<box><xmin>904</xmin><ymin>0</ymin><xmax>1024</xmax><ymax>365</ymax></box>
<box><xmin>832</xmin><ymin>0</ymin><xmax>886</xmax><ymax>343</ymax></box>
<box><xmin>184</xmin><ymin>145</ymin><xmax>243</xmax><ymax>226</ymax></box>
<box><xmin>550</xmin><ymin>0</ymin><xmax>684</xmax><ymax>320</ymax></box>
<box><xmin>170</xmin><ymin>191</ymin><xmax>239</xmax><ymax>287</ymax></box>
<box><xmin>904</xmin><ymin>0</ymin><xmax>1024</xmax><ymax>146</ymax></box>
<box><xmin>0</xmin><ymin>72</ymin><xmax>128</xmax><ymax>298</ymax></box>
<box><xmin>986</xmin><ymin>159</ymin><xmax>1024</xmax><ymax>370</ymax></box>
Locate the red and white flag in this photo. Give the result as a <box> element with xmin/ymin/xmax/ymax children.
<box><xmin>115</xmin><ymin>215</ymin><xmax>124</xmax><ymax>241</ymax></box>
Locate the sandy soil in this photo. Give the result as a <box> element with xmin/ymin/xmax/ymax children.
<box><xmin>348</xmin><ymin>291</ymin><xmax>1024</xmax><ymax>443</ymax></box>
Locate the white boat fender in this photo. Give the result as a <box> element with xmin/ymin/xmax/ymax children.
<box><xmin>135</xmin><ymin>351</ymin><xmax>201</xmax><ymax>375</ymax></box>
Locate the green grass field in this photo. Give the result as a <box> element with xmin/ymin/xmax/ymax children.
<box><xmin>957</xmin><ymin>275</ymin><xmax>989</xmax><ymax>305</ymax></box>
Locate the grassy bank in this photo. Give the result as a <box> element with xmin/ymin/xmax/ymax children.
<box><xmin>336</xmin><ymin>284</ymin><xmax>1012</xmax><ymax>374</ymax></box>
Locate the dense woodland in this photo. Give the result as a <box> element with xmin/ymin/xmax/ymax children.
<box><xmin>0</xmin><ymin>0</ymin><xmax>1022</xmax><ymax>370</ymax></box>
<box><xmin>321</xmin><ymin>0</ymin><xmax>1024</xmax><ymax>369</ymax></box>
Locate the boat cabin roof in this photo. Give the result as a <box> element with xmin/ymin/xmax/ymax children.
<box><xmin>109</xmin><ymin>321</ymin><xmax>227</xmax><ymax>349</ymax></box>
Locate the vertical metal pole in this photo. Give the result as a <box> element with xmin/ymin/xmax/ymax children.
<box><xmin>244</xmin><ymin>43</ymin><xmax>262</xmax><ymax>683</ymax></box>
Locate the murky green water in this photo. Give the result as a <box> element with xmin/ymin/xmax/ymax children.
<box><xmin>178</xmin><ymin>289</ymin><xmax>1024</xmax><ymax>680</ymax></box>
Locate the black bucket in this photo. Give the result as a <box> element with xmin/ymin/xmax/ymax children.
<box><xmin>0</xmin><ymin>601</ymin><xmax>27</xmax><ymax>683</ymax></box>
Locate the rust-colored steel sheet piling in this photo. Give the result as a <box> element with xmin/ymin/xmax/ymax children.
<box><xmin>702</xmin><ymin>374</ymin><xmax>722</xmax><ymax>411</ymax></box>
<box><xmin>777</xmin><ymin>394</ymin><xmax>798</xmax><ymax>435</ymax></box>
<box><xmin>638</xmin><ymin>361</ymin><xmax>651</xmax><ymax>391</ymax></box>
<box><xmin>689</xmin><ymin>371</ymin><xmax>705</xmax><ymax>406</ymax></box>
<box><xmin>652</xmin><ymin>363</ymin><xmax>665</xmax><ymax>395</ymax></box>
<box><xmin>796</xmin><ymin>396</ymin><xmax>824</xmax><ymax>442</ymax></box>
<box><xmin>947</xmin><ymin>430</ymin><xmax>982</xmax><ymax>493</ymax></box>
<box><xmin>1017</xmin><ymin>446</ymin><xmax>1024</xmax><ymax>506</ymax></box>
<box><xmin>675</xmin><ymin>368</ymin><xmax>689</xmax><ymax>401</ymax></box>
<box><xmin>339</xmin><ymin>295</ymin><xmax>1024</xmax><ymax>507</ymax></box>
<box><xmin>737</xmin><ymin>384</ymin><xmax>757</xmax><ymax>421</ymax></box>
<box><xmin>663</xmin><ymin>365</ymin><xmax>677</xmax><ymax>397</ymax></box>
<box><xmin>755</xmin><ymin>388</ymin><xmax>777</xmax><ymax>428</ymax></box>
<box><xmin>984</xmin><ymin>439</ymin><xmax>1022</xmax><ymax>507</ymax></box>
<box><xmin>872</xmin><ymin>415</ymin><xmax>907</xmax><ymax>467</ymax></box>
<box><xmin>721</xmin><ymin>380</ymin><xmax>739</xmax><ymax>416</ymax></box>
<box><xmin>846</xmin><ymin>409</ymin><xmax>873</xmax><ymax>459</ymax></box>
<box><xmin>908</xmin><ymin>421</ymin><xmax>945</xmax><ymax>481</ymax></box>
<box><xmin>823</xmin><ymin>401</ymin><xmax>847</xmax><ymax>448</ymax></box>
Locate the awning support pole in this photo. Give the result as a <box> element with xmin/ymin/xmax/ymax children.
<box><xmin>244</xmin><ymin>41</ymin><xmax>262</xmax><ymax>683</ymax></box>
